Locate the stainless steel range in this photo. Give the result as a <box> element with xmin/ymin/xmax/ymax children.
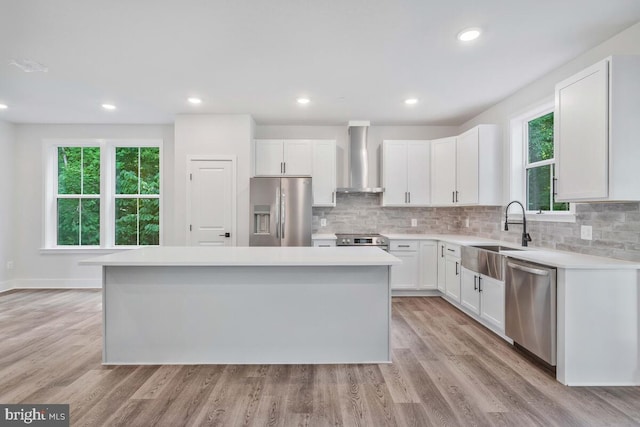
<box><xmin>335</xmin><ymin>233</ymin><xmax>388</xmax><ymax>251</ymax></box>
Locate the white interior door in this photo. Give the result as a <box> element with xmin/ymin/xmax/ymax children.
<box><xmin>188</xmin><ymin>159</ymin><xmax>235</xmax><ymax>246</ymax></box>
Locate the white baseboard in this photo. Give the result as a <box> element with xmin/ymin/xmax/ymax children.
<box><xmin>13</xmin><ymin>278</ymin><xmax>101</xmax><ymax>289</ymax></box>
<box><xmin>0</xmin><ymin>280</ymin><xmax>15</xmax><ymax>293</ymax></box>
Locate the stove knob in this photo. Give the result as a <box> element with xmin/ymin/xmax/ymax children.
<box><xmin>341</xmin><ymin>239</ymin><xmax>346</xmax><ymax>244</ymax></box>
<box><xmin>376</xmin><ymin>239</ymin><xmax>381</xmax><ymax>244</ymax></box>
<box><xmin>346</xmin><ymin>239</ymin><xmax>351</xmax><ymax>244</ymax></box>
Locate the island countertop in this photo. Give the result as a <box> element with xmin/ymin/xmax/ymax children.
<box><xmin>81</xmin><ymin>246</ymin><xmax>401</xmax><ymax>267</ymax></box>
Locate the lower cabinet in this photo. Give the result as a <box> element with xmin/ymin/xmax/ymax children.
<box><xmin>444</xmin><ymin>244</ymin><xmax>461</xmax><ymax>302</ymax></box>
<box><xmin>390</xmin><ymin>240</ymin><xmax>438</xmax><ymax>290</ymax></box>
<box><xmin>460</xmin><ymin>266</ymin><xmax>505</xmax><ymax>332</ymax></box>
<box><xmin>436</xmin><ymin>242</ymin><xmax>446</xmax><ymax>292</ymax></box>
<box><xmin>313</xmin><ymin>239</ymin><xmax>336</xmax><ymax>247</ymax></box>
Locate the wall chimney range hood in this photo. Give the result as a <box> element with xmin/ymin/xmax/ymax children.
<box><xmin>337</xmin><ymin>121</ymin><xmax>383</xmax><ymax>193</ymax></box>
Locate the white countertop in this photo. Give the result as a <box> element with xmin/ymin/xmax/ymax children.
<box><xmin>381</xmin><ymin>233</ymin><xmax>640</xmax><ymax>269</ymax></box>
<box><xmin>311</xmin><ymin>233</ymin><xmax>337</xmax><ymax>240</ymax></box>
<box><xmin>81</xmin><ymin>246</ymin><xmax>401</xmax><ymax>267</ymax></box>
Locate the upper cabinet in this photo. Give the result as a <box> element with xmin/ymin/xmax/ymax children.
<box><xmin>431</xmin><ymin>125</ymin><xmax>501</xmax><ymax>206</ymax></box>
<box><xmin>254</xmin><ymin>139</ymin><xmax>312</xmax><ymax>176</ymax></box>
<box><xmin>555</xmin><ymin>56</ymin><xmax>640</xmax><ymax>202</ymax></box>
<box><xmin>254</xmin><ymin>139</ymin><xmax>336</xmax><ymax>207</ymax></box>
<box><xmin>382</xmin><ymin>140</ymin><xmax>430</xmax><ymax>206</ymax></box>
<box><xmin>311</xmin><ymin>140</ymin><xmax>337</xmax><ymax>207</ymax></box>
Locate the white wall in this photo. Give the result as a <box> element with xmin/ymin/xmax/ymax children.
<box><xmin>0</xmin><ymin>120</ymin><xmax>15</xmax><ymax>291</ymax></box>
<box><xmin>459</xmin><ymin>22</ymin><xmax>640</xmax><ymax>202</ymax></box>
<box><xmin>174</xmin><ymin>114</ymin><xmax>254</xmax><ymax>246</ymax></box>
<box><xmin>255</xmin><ymin>125</ymin><xmax>458</xmax><ymax>188</ymax></box>
<box><xmin>13</xmin><ymin>124</ymin><xmax>174</xmax><ymax>288</ymax></box>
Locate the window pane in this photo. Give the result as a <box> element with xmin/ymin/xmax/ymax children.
<box><xmin>81</xmin><ymin>199</ymin><xmax>100</xmax><ymax>245</ymax></box>
<box><xmin>139</xmin><ymin>198</ymin><xmax>160</xmax><ymax>245</ymax></box>
<box><xmin>58</xmin><ymin>147</ymin><xmax>81</xmax><ymax>194</ymax></box>
<box><xmin>116</xmin><ymin>147</ymin><xmax>139</xmax><ymax>194</ymax></box>
<box><xmin>83</xmin><ymin>147</ymin><xmax>101</xmax><ymax>194</ymax></box>
<box><xmin>527</xmin><ymin>165</ymin><xmax>551</xmax><ymax>211</ymax></box>
<box><xmin>528</xmin><ymin>112</ymin><xmax>554</xmax><ymax>163</ymax></box>
<box><xmin>115</xmin><ymin>198</ymin><xmax>138</xmax><ymax>245</ymax></box>
<box><xmin>57</xmin><ymin>198</ymin><xmax>80</xmax><ymax>245</ymax></box>
<box><xmin>552</xmin><ymin>165</ymin><xmax>570</xmax><ymax>211</ymax></box>
<box><xmin>140</xmin><ymin>147</ymin><xmax>160</xmax><ymax>195</ymax></box>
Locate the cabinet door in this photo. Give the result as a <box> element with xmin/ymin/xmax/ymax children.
<box><xmin>436</xmin><ymin>242</ymin><xmax>446</xmax><ymax>292</ymax></box>
<box><xmin>555</xmin><ymin>60</ymin><xmax>609</xmax><ymax>201</ymax></box>
<box><xmin>460</xmin><ymin>267</ymin><xmax>480</xmax><ymax>314</ymax></box>
<box><xmin>283</xmin><ymin>140</ymin><xmax>312</xmax><ymax>175</ymax></box>
<box><xmin>456</xmin><ymin>128</ymin><xmax>479</xmax><ymax>204</ymax></box>
<box><xmin>383</xmin><ymin>141</ymin><xmax>408</xmax><ymax>205</ymax></box>
<box><xmin>312</xmin><ymin>141</ymin><xmax>336</xmax><ymax>206</ymax></box>
<box><xmin>255</xmin><ymin>140</ymin><xmax>284</xmax><ymax>176</ymax></box>
<box><xmin>390</xmin><ymin>251</ymin><xmax>419</xmax><ymax>289</ymax></box>
<box><xmin>419</xmin><ymin>241</ymin><xmax>437</xmax><ymax>289</ymax></box>
<box><xmin>445</xmin><ymin>256</ymin><xmax>461</xmax><ymax>302</ymax></box>
<box><xmin>431</xmin><ymin>137</ymin><xmax>456</xmax><ymax>205</ymax></box>
<box><xmin>479</xmin><ymin>275</ymin><xmax>505</xmax><ymax>331</ymax></box>
<box><xmin>407</xmin><ymin>141</ymin><xmax>430</xmax><ymax>205</ymax></box>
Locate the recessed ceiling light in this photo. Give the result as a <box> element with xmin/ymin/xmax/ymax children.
<box><xmin>0</xmin><ymin>104</ymin><xmax>7</xmax><ymax>110</ymax></box>
<box><xmin>457</xmin><ymin>28</ymin><xmax>481</xmax><ymax>42</ymax></box>
<box><xmin>101</xmin><ymin>103</ymin><xmax>117</xmax><ymax>111</ymax></box>
<box><xmin>188</xmin><ymin>97</ymin><xmax>202</xmax><ymax>105</ymax></box>
<box><xmin>405</xmin><ymin>98</ymin><xmax>418</xmax><ymax>105</ymax></box>
<box><xmin>297</xmin><ymin>97</ymin><xmax>310</xmax><ymax>105</ymax></box>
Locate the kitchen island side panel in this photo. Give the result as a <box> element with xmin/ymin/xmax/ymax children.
<box><xmin>103</xmin><ymin>265</ymin><xmax>390</xmax><ymax>364</ymax></box>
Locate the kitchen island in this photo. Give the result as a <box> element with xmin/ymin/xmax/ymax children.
<box><xmin>82</xmin><ymin>246</ymin><xmax>400</xmax><ymax>365</ymax></box>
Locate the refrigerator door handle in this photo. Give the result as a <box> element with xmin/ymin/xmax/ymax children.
<box><xmin>275</xmin><ymin>186</ymin><xmax>281</xmax><ymax>238</ymax></box>
<box><xmin>281</xmin><ymin>190</ymin><xmax>286</xmax><ymax>239</ymax></box>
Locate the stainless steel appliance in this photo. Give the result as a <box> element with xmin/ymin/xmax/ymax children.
<box><xmin>336</xmin><ymin>121</ymin><xmax>383</xmax><ymax>193</ymax></box>
<box><xmin>249</xmin><ymin>177</ymin><xmax>312</xmax><ymax>246</ymax></box>
<box><xmin>335</xmin><ymin>233</ymin><xmax>388</xmax><ymax>251</ymax></box>
<box><xmin>505</xmin><ymin>258</ymin><xmax>557</xmax><ymax>366</ymax></box>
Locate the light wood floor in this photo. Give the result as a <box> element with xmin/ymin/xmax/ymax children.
<box><xmin>1</xmin><ymin>290</ymin><xmax>639</xmax><ymax>426</ymax></box>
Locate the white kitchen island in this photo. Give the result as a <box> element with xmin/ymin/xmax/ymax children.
<box><xmin>82</xmin><ymin>246</ymin><xmax>400</xmax><ymax>365</ymax></box>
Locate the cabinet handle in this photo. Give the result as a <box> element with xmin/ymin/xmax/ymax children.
<box><xmin>455</xmin><ymin>190</ymin><xmax>459</xmax><ymax>203</ymax></box>
<box><xmin>447</xmin><ymin>248</ymin><xmax>455</xmax><ymax>252</ymax></box>
<box><xmin>478</xmin><ymin>276</ymin><xmax>482</xmax><ymax>292</ymax></box>
<box><xmin>284</xmin><ymin>162</ymin><xmax>286</xmax><ymax>174</ymax></box>
<box><xmin>474</xmin><ymin>275</ymin><xmax>478</xmax><ymax>291</ymax></box>
<box><xmin>452</xmin><ymin>191</ymin><xmax>455</xmax><ymax>203</ymax></box>
<box><xmin>398</xmin><ymin>245</ymin><xmax>410</xmax><ymax>248</ymax></box>
<box><xmin>280</xmin><ymin>162</ymin><xmax>284</xmax><ymax>174</ymax></box>
<box><xmin>441</xmin><ymin>246</ymin><xmax>444</xmax><ymax>257</ymax></box>
<box><xmin>408</xmin><ymin>192</ymin><xmax>411</xmax><ymax>203</ymax></box>
<box><xmin>455</xmin><ymin>261</ymin><xmax>459</xmax><ymax>275</ymax></box>
<box><xmin>332</xmin><ymin>191</ymin><xmax>335</xmax><ymax>203</ymax></box>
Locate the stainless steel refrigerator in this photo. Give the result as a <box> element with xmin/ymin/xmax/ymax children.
<box><xmin>249</xmin><ymin>177</ymin><xmax>312</xmax><ymax>246</ymax></box>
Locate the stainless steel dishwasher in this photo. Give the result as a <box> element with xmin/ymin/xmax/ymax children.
<box><xmin>505</xmin><ymin>258</ymin><xmax>557</xmax><ymax>366</ymax></box>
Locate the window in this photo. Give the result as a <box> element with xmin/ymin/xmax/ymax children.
<box><xmin>524</xmin><ymin>111</ymin><xmax>568</xmax><ymax>213</ymax></box>
<box><xmin>44</xmin><ymin>140</ymin><xmax>162</xmax><ymax>249</ymax></box>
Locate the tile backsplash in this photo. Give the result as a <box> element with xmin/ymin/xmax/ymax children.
<box><xmin>313</xmin><ymin>193</ymin><xmax>640</xmax><ymax>262</ymax></box>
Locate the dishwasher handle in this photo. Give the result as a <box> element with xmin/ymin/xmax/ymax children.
<box><xmin>507</xmin><ymin>261</ymin><xmax>549</xmax><ymax>276</ymax></box>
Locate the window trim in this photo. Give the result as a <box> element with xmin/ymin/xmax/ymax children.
<box><xmin>509</xmin><ymin>100</ymin><xmax>575</xmax><ymax>222</ymax></box>
<box><xmin>43</xmin><ymin>139</ymin><xmax>163</xmax><ymax>250</ymax></box>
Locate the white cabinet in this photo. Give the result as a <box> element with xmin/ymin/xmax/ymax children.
<box><xmin>313</xmin><ymin>239</ymin><xmax>336</xmax><ymax>247</ymax></box>
<box><xmin>430</xmin><ymin>125</ymin><xmax>501</xmax><ymax>206</ymax></box>
<box><xmin>390</xmin><ymin>240</ymin><xmax>437</xmax><ymax>290</ymax></box>
<box><xmin>444</xmin><ymin>244</ymin><xmax>461</xmax><ymax>302</ymax></box>
<box><xmin>382</xmin><ymin>141</ymin><xmax>430</xmax><ymax>206</ymax></box>
<box><xmin>390</xmin><ymin>244</ymin><xmax>419</xmax><ymax>290</ymax></box>
<box><xmin>555</xmin><ymin>56</ymin><xmax>640</xmax><ymax>202</ymax></box>
<box><xmin>254</xmin><ymin>140</ymin><xmax>312</xmax><ymax>176</ymax></box>
<box><xmin>436</xmin><ymin>242</ymin><xmax>446</xmax><ymax>292</ymax></box>
<box><xmin>419</xmin><ymin>241</ymin><xmax>438</xmax><ymax>290</ymax></box>
<box><xmin>459</xmin><ymin>266</ymin><xmax>505</xmax><ymax>332</ymax></box>
<box><xmin>312</xmin><ymin>140</ymin><xmax>337</xmax><ymax>207</ymax></box>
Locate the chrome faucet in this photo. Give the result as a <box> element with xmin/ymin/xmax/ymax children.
<box><xmin>504</xmin><ymin>200</ymin><xmax>532</xmax><ymax>247</ymax></box>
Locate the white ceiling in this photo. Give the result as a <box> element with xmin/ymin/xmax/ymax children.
<box><xmin>1</xmin><ymin>1</ymin><xmax>639</xmax><ymax>126</ymax></box>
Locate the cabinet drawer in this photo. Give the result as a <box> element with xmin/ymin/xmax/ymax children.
<box><xmin>390</xmin><ymin>241</ymin><xmax>418</xmax><ymax>251</ymax></box>
<box><xmin>444</xmin><ymin>243</ymin><xmax>461</xmax><ymax>258</ymax></box>
<box><xmin>313</xmin><ymin>240</ymin><xmax>336</xmax><ymax>247</ymax></box>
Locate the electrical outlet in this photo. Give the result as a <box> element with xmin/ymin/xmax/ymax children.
<box><xmin>580</xmin><ymin>225</ymin><xmax>593</xmax><ymax>240</ymax></box>
<box><xmin>6</xmin><ymin>261</ymin><xmax>14</xmax><ymax>270</ymax></box>
<box><xmin>464</xmin><ymin>218</ymin><xmax>470</xmax><ymax>228</ymax></box>
<box><xmin>320</xmin><ymin>218</ymin><xmax>327</xmax><ymax>227</ymax></box>
<box><xmin>411</xmin><ymin>218</ymin><xmax>417</xmax><ymax>227</ymax></box>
